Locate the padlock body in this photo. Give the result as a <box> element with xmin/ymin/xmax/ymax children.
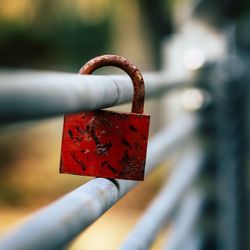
<box><xmin>60</xmin><ymin>110</ymin><xmax>150</xmax><ymax>181</ymax></box>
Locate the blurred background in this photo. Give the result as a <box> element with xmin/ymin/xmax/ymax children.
<box><xmin>0</xmin><ymin>0</ymin><xmax>250</xmax><ymax>249</ymax></box>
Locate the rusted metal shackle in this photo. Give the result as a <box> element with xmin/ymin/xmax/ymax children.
<box><xmin>79</xmin><ymin>54</ymin><xmax>145</xmax><ymax>114</ymax></box>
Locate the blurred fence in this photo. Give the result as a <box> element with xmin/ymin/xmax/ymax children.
<box><xmin>0</xmin><ymin>7</ymin><xmax>249</xmax><ymax>250</ymax></box>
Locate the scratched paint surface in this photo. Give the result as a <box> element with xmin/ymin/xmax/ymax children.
<box><xmin>60</xmin><ymin>110</ymin><xmax>150</xmax><ymax>181</ymax></box>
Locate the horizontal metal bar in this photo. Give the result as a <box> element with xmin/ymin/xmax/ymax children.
<box><xmin>163</xmin><ymin>189</ymin><xmax>203</xmax><ymax>250</ymax></box>
<box><xmin>120</xmin><ymin>148</ymin><xmax>203</xmax><ymax>250</ymax></box>
<box><xmin>182</xmin><ymin>232</ymin><xmax>203</xmax><ymax>250</ymax></box>
<box><xmin>0</xmin><ymin>114</ymin><xmax>197</xmax><ymax>250</ymax></box>
<box><xmin>0</xmin><ymin>69</ymin><xmax>193</xmax><ymax>122</ymax></box>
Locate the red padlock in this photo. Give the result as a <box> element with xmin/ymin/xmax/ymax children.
<box><xmin>60</xmin><ymin>55</ymin><xmax>150</xmax><ymax>181</ymax></box>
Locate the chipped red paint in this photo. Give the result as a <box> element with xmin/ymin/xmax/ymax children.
<box><xmin>60</xmin><ymin>55</ymin><xmax>150</xmax><ymax>181</ymax></box>
<box><xmin>60</xmin><ymin>110</ymin><xmax>150</xmax><ymax>180</ymax></box>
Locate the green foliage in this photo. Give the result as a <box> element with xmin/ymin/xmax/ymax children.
<box><xmin>0</xmin><ymin>16</ymin><xmax>112</xmax><ymax>71</ymax></box>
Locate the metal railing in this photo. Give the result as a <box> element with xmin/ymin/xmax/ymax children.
<box><xmin>0</xmin><ymin>12</ymin><xmax>249</xmax><ymax>250</ymax></box>
<box><xmin>0</xmin><ymin>109</ymin><xmax>197</xmax><ymax>250</ymax></box>
<box><xmin>0</xmin><ymin>70</ymin><xmax>193</xmax><ymax>122</ymax></box>
<box><xmin>0</xmin><ymin>52</ymin><xmax>205</xmax><ymax>250</ymax></box>
<box><xmin>120</xmin><ymin>147</ymin><xmax>203</xmax><ymax>250</ymax></box>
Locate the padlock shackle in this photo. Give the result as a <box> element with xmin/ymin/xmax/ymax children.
<box><xmin>79</xmin><ymin>55</ymin><xmax>145</xmax><ymax>114</ymax></box>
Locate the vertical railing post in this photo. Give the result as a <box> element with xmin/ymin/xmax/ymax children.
<box><xmin>210</xmin><ymin>55</ymin><xmax>247</xmax><ymax>250</ymax></box>
<box><xmin>196</xmin><ymin>64</ymin><xmax>217</xmax><ymax>250</ymax></box>
<box><xmin>190</xmin><ymin>16</ymin><xmax>250</xmax><ymax>249</ymax></box>
<box><xmin>216</xmin><ymin>58</ymin><xmax>246</xmax><ymax>250</ymax></box>
<box><xmin>236</xmin><ymin>13</ymin><xmax>250</xmax><ymax>250</ymax></box>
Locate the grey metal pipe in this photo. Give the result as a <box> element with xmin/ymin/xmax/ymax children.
<box><xmin>183</xmin><ymin>232</ymin><xmax>203</xmax><ymax>250</ymax></box>
<box><xmin>119</xmin><ymin>147</ymin><xmax>203</xmax><ymax>250</ymax></box>
<box><xmin>162</xmin><ymin>189</ymin><xmax>203</xmax><ymax>250</ymax></box>
<box><xmin>0</xmin><ymin>70</ymin><xmax>193</xmax><ymax>122</ymax></box>
<box><xmin>0</xmin><ymin>114</ymin><xmax>197</xmax><ymax>250</ymax></box>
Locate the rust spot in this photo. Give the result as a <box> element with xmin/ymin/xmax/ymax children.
<box><xmin>75</xmin><ymin>126</ymin><xmax>86</xmax><ymax>134</ymax></box>
<box><xmin>121</xmin><ymin>138</ymin><xmax>132</xmax><ymax>149</ymax></box>
<box><xmin>68</xmin><ymin>129</ymin><xmax>74</xmax><ymax>140</ymax></box>
<box><xmin>106</xmin><ymin>164</ymin><xmax>118</xmax><ymax>173</ymax></box>
<box><xmin>81</xmin><ymin>114</ymin><xmax>87</xmax><ymax>119</ymax></box>
<box><xmin>90</xmin><ymin>128</ymin><xmax>100</xmax><ymax>146</ymax></box>
<box><xmin>96</xmin><ymin>142</ymin><xmax>112</xmax><ymax>155</ymax></box>
<box><xmin>76</xmin><ymin>136</ymin><xmax>82</xmax><ymax>142</ymax></box>
<box><xmin>134</xmin><ymin>142</ymin><xmax>140</xmax><ymax>150</ymax></box>
<box><xmin>129</xmin><ymin>125</ymin><xmax>137</xmax><ymax>132</ymax></box>
<box><xmin>122</xmin><ymin>150</ymin><xmax>129</xmax><ymax>163</ymax></box>
<box><xmin>100</xmin><ymin>161</ymin><xmax>118</xmax><ymax>173</ymax></box>
<box><xmin>101</xmin><ymin>160</ymin><xmax>109</xmax><ymax>167</ymax></box>
<box><xmin>71</xmin><ymin>152</ymin><xmax>86</xmax><ymax>171</ymax></box>
<box><xmin>119</xmin><ymin>150</ymin><xmax>137</xmax><ymax>176</ymax></box>
<box><xmin>87</xmin><ymin>125</ymin><xmax>112</xmax><ymax>155</ymax></box>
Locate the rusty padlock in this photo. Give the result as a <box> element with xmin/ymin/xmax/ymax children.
<box><xmin>60</xmin><ymin>55</ymin><xmax>150</xmax><ymax>181</ymax></box>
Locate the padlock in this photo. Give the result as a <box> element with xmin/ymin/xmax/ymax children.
<box><xmin>60</xmin><ymin>55</ymin><xmax>150</xmax><ymax>181</ymax></box>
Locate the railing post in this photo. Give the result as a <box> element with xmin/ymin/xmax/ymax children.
<box><xmin>201</xmin><ymin>54</ymin><xmax>248</xmax><ymax>250</ymax></box>
<box><xmin>214</xmin><ymin>56</ymin><xmax>247</xmax><ymax>250</ymax></box>
<box><xmin>195</xmin><ymin>64</ymin><xmax>217</xmax><ymax>250</ymax></box>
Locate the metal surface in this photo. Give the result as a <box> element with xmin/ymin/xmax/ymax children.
<box><xmin>120</xmin><ymin>148</ymin><xmax>203</xmax><ymax>250</ymax></box>
<box><xmin>79</xmin><ymin>55</ymin><xmax>145</xmax><ymax>114</ymax></box>
<box><xmin>60</xmin><ymin>55</ymin><xmax>150</xmax><ymax>180</ymax></box>
<box><xmin>60</xmin><ymin>110</ymin><xmax>150</xmax><ymax>180</ymax></box>
<box><xmin>0</xmin><ymin>69</ymin><xmax>193</xmax><ymax>122</ymax></box>
<box><xmin>212</xmin><ymin>59</ymin><xmax>247</xmax><ymax>250</ymax></box>
<box><xmin>0</xmin><ymin>114</ymin><xmax>197</xmax><ymax>250</ymax></box>
<box><xmin>163</xmin><ymin>189</ymin><xmax>203</xmax><ymax>250</ymax></box>
<box><xmin>181</xmin><ymin>232</ymin><xmax>203</xmax><ymax>250</ymax></box>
